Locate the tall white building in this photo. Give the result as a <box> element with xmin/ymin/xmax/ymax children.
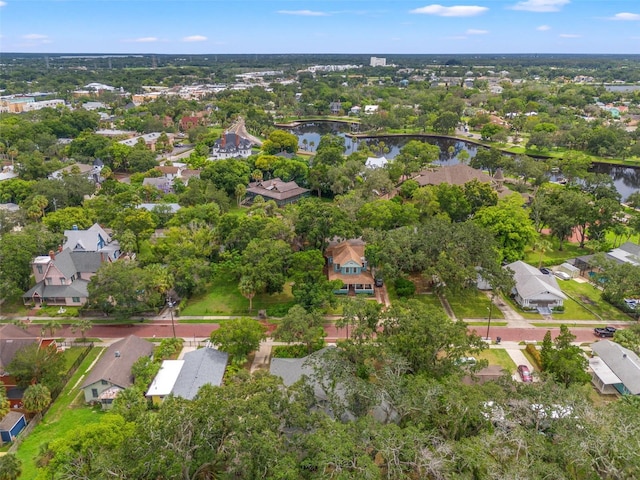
<box><xmin>370</xmin><ymin>57</ymin><xmax>386</xmax><ymax>67</ymax></box>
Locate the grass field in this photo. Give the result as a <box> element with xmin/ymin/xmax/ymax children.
<box><xmin>477</xmin><ymin>348</ymin><xmax>517</xmax><ymax>372</ymax></box>
<box><xmin>446</xmin><ymin>291</ymin><xmax>505</xmax><ymax>320</ymax></box>
<box><xmin>16</xmin><ymin>347</ymin><xmax>105</xmax><ymax>479</ymax></box>
<box><xmin>523</xmin><ymin>241</ymin><xmax>589</xmax><ymax>268</ymax></box>
<box><xmin>181</xmin><ymin>278</ymin><xmax>295</xmax><ymax>316</ymax></box>
<box><xmin>559</xmin><ymin>280</ymin><xmax>631</xmax><ymax>322</ymax></box>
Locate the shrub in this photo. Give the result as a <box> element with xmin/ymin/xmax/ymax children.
<box><xmin>266</xmin><ymin>301</ymin><xmax>296</xmax><ymax>318</ymax></box>
<box><xmin>526</xmin><ymin>344</ymin><xmax>543</xmax><ymax>370</ymax></box>
<box><xmin>155</xmin><ymin>337</ymin><xmax>184</xmax><ymax>361</ymax></box>
<box><xmin>394</xmin><ymin>277</ymin><xmax>416</xmax><ymax>297</ymax></box>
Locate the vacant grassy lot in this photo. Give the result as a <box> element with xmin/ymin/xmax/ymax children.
<box><xmin>559</xmin><ymin>280</ymin><xmax>631</xmax><ymax>322</ymax></box>
<box><xmin>181</xmin><ymin>278</ymin><xmax>295</xmax><ymax>316</ymax></box>
<box><xmin>16</xmin><ymin>347</ymin><xmax>105</xmax><ymax>479</ymax></box>
<box><xmin>523</xmin><ymin>240</ymin><xmax>588</xmax><ymax>268</ymax></box>
<box><xmin>477</xmin><ymin>348</ymin><xmax>517</xmax><ymax>373</ymax></box>
<box><xmin>446</xmin><ymin>291</ymin><xmax>505</xmax><ymax>320</ymax></box>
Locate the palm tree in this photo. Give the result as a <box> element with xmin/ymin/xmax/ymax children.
<box><xmin>0</xmin><ymin>453</ymin><xmax>22</xmax><ymax>480</ymax></box>
<box><xmin>42</xmin><ymin>320</ymin><xmax>62</xmax><ymax>338</ymax></box>
<box><xmin>71</xmin><ymin>319</ymin><xmax>93</xmax><ymax>342</ymax></box>
<box><xmin>22</xmin><ymin>384</ymin><xmax>51</xmax><ymax>415</ymax></box>
<box><xmin>532</xmin><ymin>236</ymin><xmax>554</xmax><ymax>268</ymax></box>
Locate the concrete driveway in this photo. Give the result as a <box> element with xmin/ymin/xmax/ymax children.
<box><xmin>505</xmin><ymin>347</ymin><xmax>536</xmax><ymax>382</ymax></box>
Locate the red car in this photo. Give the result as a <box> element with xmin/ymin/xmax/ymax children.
<box><xmin>517</xmin><ymin>365</ymin><xmax>533</xmax><ymax>383</ymax></box>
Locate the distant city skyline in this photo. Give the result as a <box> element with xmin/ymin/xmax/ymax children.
<box><xmin>1</xmin><ymin>1</ymin><xmax>640</xmax><ymax>54</ymax></box>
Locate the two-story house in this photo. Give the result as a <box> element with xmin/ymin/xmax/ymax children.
<box><xmin>211</xmin><ymin>132</ymin><xmax>253</xmax><ymax>160</ymax></box>
<box><xmin>325</xmin><ymin>239</ymin><xmax>375</xmax><ymax>295</ymax></box>
<box><xmin>23</xmin><ymin>224</ymin><xmax>120</xmax><ymax>306</ymax></box>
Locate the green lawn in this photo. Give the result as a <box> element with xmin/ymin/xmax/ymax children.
<box><xmin>409</xmin><ymin>293</ymin><xmax>444</xmax><ymax>309</ymax></box>
<box><xmin>477</xmin><ymin>348</ymin><xmax>517</xmax><ymax>372</ymax></box>
<box><xmin>446</xmin><ymin>291</ymin><xmax>505</xmax><ymax>320</ymax></box>
<box><xmin>16</xmin><ymin>347</ymin><xmax>105</xmax><ymax>480</ymax></box>
<box><xmin>559</xmin><ymin>280</ymin><xmax>631</xmax><ymax>322</ymax></box>
<box><xmin>523</xmin><ymin>240</ymin><xmax>589</xmax><ymax>268</ymax></box>
<box><xmin>181</xmin><ymin>278</ymin><xmax>295</xmax><ymax>316</ymax></box>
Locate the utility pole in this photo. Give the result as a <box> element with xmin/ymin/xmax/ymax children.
<box><xmin>485</xmin><ymin>295</ymin><xmax>494</xmax><ymax>341</ymax></box>
<box><xmin>167</xmin><ymin>297</ymin><xmax>176</xmax><ymax>338</ymax></box>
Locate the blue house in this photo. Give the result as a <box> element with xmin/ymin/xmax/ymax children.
<box><xmin>325</xmin><ymin>239</ymin><xmax>375</xmax><ymax>295</ymax></box>
<box><xmin>0</xmin><ymin>411</ymin><xmax>26</xmax><ymax>443</ymax></box>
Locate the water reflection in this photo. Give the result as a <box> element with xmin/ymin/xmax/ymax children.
<box><xmin>285</xmin><ymin>120</ymin><xmax>639</xmax><ymax>201</ymax></box>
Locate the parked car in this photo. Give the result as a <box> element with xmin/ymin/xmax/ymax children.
<box><xmin>594</xmin><ymin>326</ymin><xmax>617</xmax><ymax>338</ymax></box>
<box><xmin>539</xmin><ymin>267</ymin><xmax>552</xmax><ymax>275</ymax></box>
<box><xmin>624</xmin><ymin>298</ymin><xmax>638</xmax><ymax>310</ymax></box>
<box><xmin>375</xmin><ymin>277</ymin><xmax>384</xmax><ymax>288</ymax></box>
<box><xmin>554</xmin><ymin>271</ymin><xmax>571</xmax><ymax>281</ymax></box>
<box><xmin>517</xmin><ymin>365</ymin><xmax>533</xmax><ymax>383</ymax></box>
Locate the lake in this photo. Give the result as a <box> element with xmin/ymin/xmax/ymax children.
<box><xmin>284</xmin><ymin>120</ymin><xmax>639</xmax><ymax>201</ymax></box>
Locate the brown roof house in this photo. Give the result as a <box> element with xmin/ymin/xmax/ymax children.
<box><xmin>81</xmin><ymin>335</ymin><xmax>154</xmax><ymax>409</ymax></box>
<box><xmin>412</xmin><ymin>164</ymin><xmax>512</xmax><ymax>198</ymax></box>
<box><xmin>325</xmin><ymin>238</ymin><xmax>375</xmax><ymax>295</ymax></box>
<box><xmin>246</xmin><ymin>178</ymin><xmax>310</xmax><ymax>207</ymax></box>
<box><xmin>0</xmin><ymin>324</ymin><xmax>55</xmax><ymax>407</ymax></box>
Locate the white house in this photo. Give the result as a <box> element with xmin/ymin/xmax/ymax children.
<box><xmin>505</xmin><ymin>261</ymin><xmax>567</xmax><ymax>312</ymax></box>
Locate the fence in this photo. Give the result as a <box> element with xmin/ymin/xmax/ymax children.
<box><xmin>7</xmin><ymin>343</ymin><xmax>94</xmax><ymax>453</ymax></box>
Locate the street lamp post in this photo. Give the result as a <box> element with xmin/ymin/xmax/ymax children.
<box><xmin>167</xmin><ymin>297</ymin><xmax>176</xmax><ymax>338</ymax></box>
<box><xmin>485</xmin><ymin>296</ymin><xmax>493</xmax><ymax>342</ymax></box>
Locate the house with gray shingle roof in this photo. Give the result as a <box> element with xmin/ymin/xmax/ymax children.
<box><xmin>145</xmin><ymin>347</ymin><xmax>228</xmax><ymax>404</ymax></box>
<box><xmin>591</xmin><ymin>340</ymin><xmax>640</xmax><ymax>395</ymax></box>
<box><xmin>505</xmin><ymin>261</ymin><xmax>567</xmax><ymax>311</ymax></box>
<box><xmin>63</xmin><ymin>223</ymin><xmax>120</xmax><ymax>262</ymax></box>
<box><xmin>171</xmin><ymin>347</ymin><xmax>228</xmax><ymax>400</ymax></box>
<box><xmin>23</xmin><ymin>230</ymin><xmax>116</xmax><ymax>307</ymax></box>
<box><xmin>22</xmin><ymin>249</ymin><xmax>103</xmax><ymax>306</ymax></box>
<box><xmin>81</xmin><ymin>335</ymin><xmax>154</xmax><ymax>409</ymax></box>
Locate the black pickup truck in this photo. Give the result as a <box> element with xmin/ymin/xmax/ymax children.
<box><xmin>594</xmin><ymin>327</ymin><xmax>617</xmax><ymax>338</ymax></box>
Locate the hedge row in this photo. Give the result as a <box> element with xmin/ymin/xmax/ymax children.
<box><xmin>525</xmin><ymin>344</ymin><xmax>543</xmax><ymax>370</ymax></box>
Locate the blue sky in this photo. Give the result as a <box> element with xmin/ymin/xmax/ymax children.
<box><xmin>1</xmin><ymin>1</ymin><xmax>639</xmax><ymax>54</ymax></box>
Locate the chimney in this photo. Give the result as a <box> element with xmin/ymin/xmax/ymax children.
<box><xmin>58</xmin><ymin>245</ymin><xmax>63</xmax><ymax>253</ymax></box>
<box><xmin>221</xmin><ymin>135</ymin><xmax>226</xmax><ymax>148</ymax></box>
<box><xmin>49</xmin><ymin>250</ymin><xmax>55</xmax><ymax>261</ymax></box>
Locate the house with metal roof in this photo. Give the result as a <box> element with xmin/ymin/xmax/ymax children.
<box><xmin>590</xmin><ymin>340</ymin><xmax>640</xmax><ymax>395</ymax></box>
<box><xmin>505</xmin><ymin>261</ymin><xmax>567</xmax><ymax>313</ymax></box>
<box><xmin>81</xmin><ymin>335</ymin><xmax>154</xmax><ymax>409</ymax></box>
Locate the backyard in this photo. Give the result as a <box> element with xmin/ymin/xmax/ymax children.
<box><xmin>15</xmin><ymin>347</ymin><xmax>105</xmax><ymax>480</ymax></box>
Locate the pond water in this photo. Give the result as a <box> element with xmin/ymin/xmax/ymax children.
<box><xmin>285</xmin><ymin>121</ymin><xmax>639</xmax><ymax>201</ymax></box>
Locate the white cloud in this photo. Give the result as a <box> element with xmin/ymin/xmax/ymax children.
<box><xmin>23</xmin><ymin>33</ymin><xmax>48</xmax><ymax>40</ymax></box>
<box><xmin>133</xmin><ymin>37</ymin><xmax>158</xmax><ymax>43</ymax></box>
<box><xmin>559</xmin><ymin>33</ymin><xmax>580</xmax><ymax>38</ymax></box>
<box><xmin>410</xmin><ymin>4</ymin><xmax>488</xmax><ymax>17</ymax></box>
<box><xmin>0</xmin><ymin>2</ymin><xmax>7</xmax><ymax>7</ymax></box>
<box><xmin>609</xmin><ymin>12</ymin><xmax>640</xmax><ymax>21</ymax></box>
<box><xmin>511</xmin><ymin>0</ymin><xmax>569</xmax><ymax>12</ymax></box>
<box><xmin>182</xmin><ymin>35</ymin><xmax>207</xmax><ymax>42</ymax></box>
<box><xmin>537</xmin><ymin>24</ymin><xmax>551</xmax><ymax>31</ymax></box>
<box><xmin>466</xmin><ymin>29</ymin><xmax>488</xmax><ymax>35</ymax></box>
<box><xmin>277</xmin><ymin>10</ymin><xmax>329</xmax><ymax>16</ymax></box>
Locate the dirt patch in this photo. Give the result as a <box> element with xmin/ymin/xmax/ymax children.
<box><xmin>408</xmin><ymin>273</ymin><xmax>432</xmax><ymax>294</ymax></box>
<box><xmin>580</xmin><ymin>295</ymin><xmax>595</xmax><ymax>305</ymax></box>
